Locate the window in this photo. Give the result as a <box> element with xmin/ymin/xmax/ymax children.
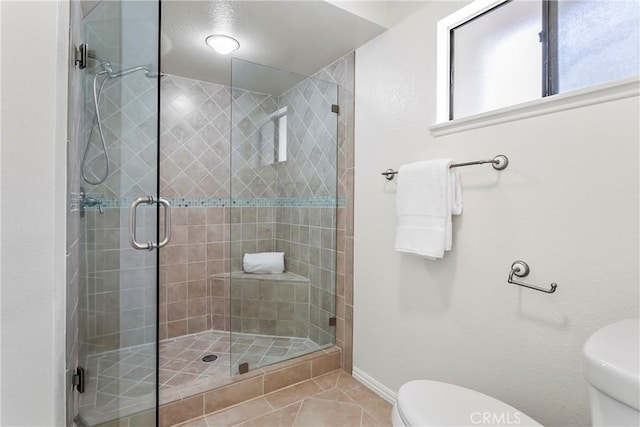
<box><xmin>256</xmin><ymin>106</ymin><xmax>287</xmax><ymax>164</ymax></box>
<box><xmin>437</xmin><ymin>0</ymin><xmax>640</xmax><ymax>121</ymax></box>
<box><xmin>274</xmin><ymin>107</ymin><xmax>287</xmax><ymax>163</ymax></box>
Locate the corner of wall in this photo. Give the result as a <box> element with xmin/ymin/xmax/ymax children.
<box><xmin>0</xmin><ymin>1</ymin><xmax>69</xmax><ymax>425</ymax></box>
<box><xmin>0</xmin><ymin>0</ymin><xmax>4</xmax><ymax>418</ymax></box>
<box><xmin>55</xmin><ymin>2</ymin><xmax>71</xmax><ymax>426</ymax></box>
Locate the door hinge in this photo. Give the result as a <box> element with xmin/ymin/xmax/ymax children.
<box><xmin>329</xmin><ymin>317</ymin><xmax>337</xmax><ymax>326</ymax></box>
<box><xmin>72</xmin><ymin>366</ymin><xmax>85</xmax><ymax>393</ymax></box>
<box><xmin>75</xmin><ymin>43</ymin><xmax>88</xmax><ymax>69</ymax></box>
<box><xmin>331</xmin><ymin>104</ymin><xmax>340</xmax><ymax>114</ymax></box>
<box><xmin>238</xmin><ymin>362</ymin><xmax>249</xmax><ymax>374</ymax></box>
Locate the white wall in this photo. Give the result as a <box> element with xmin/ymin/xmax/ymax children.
<box><xmin>0</xmin><ymin>1</ymin><xmax>68</xmax><ymax>425</ymax></box>
<box><xmin>325</xmin><ymin>1</ymin><xmax>427</xmax><ymax>29</ymax></box>
<box><xmin>0</xmin><ymin>2</ymin><xmax>4</xmax><ymax>418</ymax></box>
<box><xmin>353</xmin><ymin>2</ymin><xmax>639</xmax><ymax>426</ymax></box>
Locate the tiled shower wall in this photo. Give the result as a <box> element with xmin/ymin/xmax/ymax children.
<box><xmin>78</xmin><ymin>0</ymin><xmax>159</xmax><ymax>354</ymax></box>
<box><xmin>313</xmin><ymin>53</ymin><xmax>355</xmax><ymax>372</ymax></box>
<box><xmin>67</xmin><ymin>1</ymin><xmax>132</xmax><ymax>424</ymax></box>
<box><xmin>274</xmin><ymin>206</ymin><xmax>335</xmax><ymax>345</ymax></box>
<box><xmin>80</xmin><ymin>69</ymin><xmax>158</xmax><ymax>353</ymax></box>
<box><xmin>228</xmin><ymin>87</ymin><xmax>280</xmax><ymax>272</ymax></box>
<box><xmin>158</xmin><ymin>52</ymin><xmax>355</xmax><ymax>371</ymax></box>
<box><xmin>67</xmin><ymin>1</ymin><xmax>160</xmax><ymax>424</ymax></box>
<box><xmin>158</xmin><ymin>74</ymin><xmax>231</xmax><ymax>340</ymax></box>
<box><xmin>158</xmin><ymin>73</ymin><xmax>287</xmax><ymax>339</ymax></box>
<box><xmin>159</xmin><ymin>206</ymin><xmax>228</xmax><ymax>339</ymax></box>
<box><xmin>271</xmin><ymin>54</ymin><xmax>355</xmax><ymax>367</ymax></box>
<box><xmin>274</xmin><ymin>75</ymin><xmax>339</xmax><ymax>346</ymax></box>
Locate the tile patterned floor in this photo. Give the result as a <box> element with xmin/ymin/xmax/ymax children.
<box><xmin>174</xmin><ymin>370</ymin><xmax>392</xmax><ymax>427</ymax></box>
<box><xmin>161</xmin><ymin>330</ymin><xmax>321</xmax><ymax>401</ymax></box>
<box><xmin>79</xmin><ymin>344</ymin><xmax>157</xmax><ymax>426</ymax></box>
<box><xmin>80</xmin><ymin>331</ymin><xmax>322</xmax><ymax>425</ymax></box>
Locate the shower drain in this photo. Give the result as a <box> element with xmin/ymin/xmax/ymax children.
<box><xmin>202</xmin><ymin>354</ymin><xmax>218</xmax><ymax>362</ymax></box>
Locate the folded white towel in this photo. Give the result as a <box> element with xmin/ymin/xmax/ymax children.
<box><xmin>394</xmin><ymin>159</ymin><xmax>462</xmax><ymax>259</ymax></box>
<box><xmin>243</xmin><ymin>252</ymin><xmax>285</xmax><ymax>274</ymax></box>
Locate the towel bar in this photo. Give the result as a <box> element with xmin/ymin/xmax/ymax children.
<box><xmin>381</xmin><ymin>154</ymin><xmax>509</xmax><ymax>180</ymax></box>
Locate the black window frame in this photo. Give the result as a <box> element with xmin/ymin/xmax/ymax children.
<box><xmin>542</xmin><ymin>0</ymin><xmax>559</xmax><ymax>97</ymax></box>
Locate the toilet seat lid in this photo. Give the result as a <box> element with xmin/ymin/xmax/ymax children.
<box><xmin>396</xmin><ymin>380</ymin><xmax>541</xmax><ymax>427</ymax></box>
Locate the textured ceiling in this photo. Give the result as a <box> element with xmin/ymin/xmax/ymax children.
<box><xmin>81</xmin><ymin>1</ymin><xmax>426</xmax><ymax>95</ymax></box>
<box><xmin>160</xmin><ymin>1</ymin><xmax>389</xmax><ymax>91</ymax></box>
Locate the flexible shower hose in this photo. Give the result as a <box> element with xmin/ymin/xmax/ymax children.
<box><xmin>81</xmin><ymin>70</ymin><xmax>111</xmax><ymax>185</ymax></box>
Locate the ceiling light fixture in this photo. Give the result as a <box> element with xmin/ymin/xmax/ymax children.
<box><xmin>205</xmin><ymin>34</ymin><xmax>240</xmax><ymax>55</ymax></box>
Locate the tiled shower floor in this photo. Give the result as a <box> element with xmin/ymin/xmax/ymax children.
<box><xmin>79</xmin><ymin>331</ymin><xmax>321</xmax><ymax>426</ymax></box>
<box><xmin>79</xmin><ymin>345</ymin><xmax>156</xmax><ymax>426</ymax></box>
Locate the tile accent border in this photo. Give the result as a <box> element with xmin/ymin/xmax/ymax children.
<box><xmin>83</xmin><ymin>196</ymin><xmax>345</xmax><ymax>209</ymax></box>
<box><xmin>158</xmin><ymin>346</ymin><xmax>341</xmax><ymax>426</ymax></box>
<box><xmin>69</xmin><ymin>191</ymin><xmax>82</xmax><ymax>212</ymax></box>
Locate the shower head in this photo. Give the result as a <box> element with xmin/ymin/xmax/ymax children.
<box><xmin>86</xmin><ymin>51</ymin><xmax>165</xmax><ymax>79</ymax></box>
<box><xmin>109</xmin><ymin>65</ymin><xmax>150</xmax><ymax>78</ymax></box>
<box><xmin>99</xmin><ymin>62</ymin><xmax>113</xmax><ymax>75</ymax></box>
<box><xmin>103</xmin><ymin>64</ymin><xmax>165</xmax><ymax>79</ymax></box>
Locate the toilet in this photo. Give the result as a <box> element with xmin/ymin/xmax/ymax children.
<box><xmin>392</xmin><ymin>319</ymin><xmax>640</xmax><ymax>427</ymax></box>
<box><xmin>392</xmin><ymin>380</ymin><xmax>541</xmax><ymax>426</ymax></box>
<box><xmin>583</xmin><ymin>318</ymin><xmax>640</xmax><ymax>426</ymax></box>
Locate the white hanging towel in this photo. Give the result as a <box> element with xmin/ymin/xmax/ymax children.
<box><xmin>394</xmin><ymin>159</ymin><xmax>462</xmax><ymax>259</ymax></box>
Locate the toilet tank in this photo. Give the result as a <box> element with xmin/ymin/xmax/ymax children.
<box><xmin>583</xmin><ymin>319</ymin><xmax>640</xmax><ymax>426</ymax></box>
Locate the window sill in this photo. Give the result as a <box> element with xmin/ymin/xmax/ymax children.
<box><xmin>430</xmin><ymin>77</ymin><xmax>640</xmax><ymax>137</ymax></box>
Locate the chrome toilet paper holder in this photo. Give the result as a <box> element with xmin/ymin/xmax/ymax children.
<box><xmin>508</xmin><ymin>261</ymin><xmax>557</xmax><ymax>294</ymax></box>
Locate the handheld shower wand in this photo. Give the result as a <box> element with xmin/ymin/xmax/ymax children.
<box><xmin>81</xmin><ymin>61</ymin><xmax>162</xmax><ymax>185</ymax></box>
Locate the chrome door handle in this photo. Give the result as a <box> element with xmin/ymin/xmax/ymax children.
<box><xmin>156</xmin><ymin>197</ymin><xmax>171</xmax><ymax>249</ymax></box>
<box><xmin>129</xmin><ymin>196</ymin><xmax>171</xmax><ymax>250</ymax></box>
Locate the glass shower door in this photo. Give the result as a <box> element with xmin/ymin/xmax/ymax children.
<box><xmin>230</xmin><ymin>59</ymin><xmax>338</xmax><ymax>374</ymax></box>
<box><xmin>76</xmin><ymin>1</ymin><xmax>162</xmax><ymax>425</ymax></box>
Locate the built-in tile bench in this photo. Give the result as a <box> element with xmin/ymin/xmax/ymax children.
<box><xmin>212</xmin><ymin>271</ymin><xmax>312</xmax><ymax>338</ymax></box>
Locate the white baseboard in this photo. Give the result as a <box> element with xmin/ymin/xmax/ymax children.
<box><xmin>352</xmin><ymin>367</ymin><xmax>397</xmax><ymax>404</ymax></box>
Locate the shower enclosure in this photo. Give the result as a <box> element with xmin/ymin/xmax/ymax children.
<box><xmin>69</xmin><ymin>1</ymin><xmax>342</xmax><ymax>425</ymax></box>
